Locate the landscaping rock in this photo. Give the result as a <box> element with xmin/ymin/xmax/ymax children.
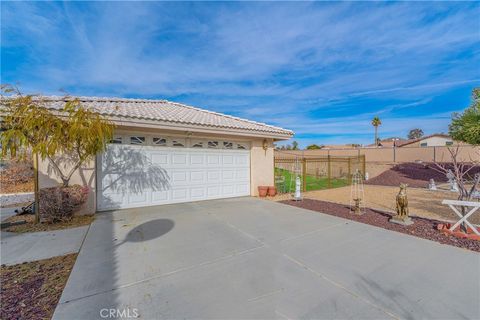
<box><xmin>365</xmin><ymin>162</ymin><xmax>480</xmax><ymax>188</ymax></box>
<box><xmin>282</xmin><ymin>198</ymin><xmax>480</xmax><ymax>252</ymax></box>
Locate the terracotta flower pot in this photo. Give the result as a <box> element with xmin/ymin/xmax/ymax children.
<box><xmin>267</xmin><ymin>186</ymin><xmax>277</xmax><ymax>196</ymax></box>
<box><xmin>258</xmin><ymin>186</ymin><xmax>269</xmax><ymax>197</ymax></box>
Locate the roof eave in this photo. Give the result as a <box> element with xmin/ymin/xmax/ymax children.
<box><xmin>110</xmin><ymin>116</ymin><xmax>294</xmax><ymax>140</ymax></box>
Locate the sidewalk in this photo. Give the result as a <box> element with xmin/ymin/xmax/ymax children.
<box><xmin>0</xmin><ymin>192</ymin><xmax>34</xmax><ymax>207</ymax></box>
<box><xmin>1</xmin><ymin>226</ymin><xmax>89</xmax><ymax>266</ymax></box>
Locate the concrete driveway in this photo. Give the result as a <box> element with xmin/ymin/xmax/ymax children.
<box><xmin>54</xmin><ymin>197</ymin><xmax>479</xmax><ymax>320</ymax></box>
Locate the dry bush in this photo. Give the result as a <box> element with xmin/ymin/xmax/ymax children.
<box><xmin>39</xmin><ymin>185</ymin><xmax>89</xmax><ymax>223</ymax></box>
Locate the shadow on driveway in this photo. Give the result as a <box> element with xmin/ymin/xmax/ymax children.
<box><xmin>121</xmin><ymin>219</ymin><xmax>174</xmax><ymax>244</ymax></box>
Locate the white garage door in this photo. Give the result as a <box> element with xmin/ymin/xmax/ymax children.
<box><xmin>97</xmin><ymin>135</ymin><xmax>251</xmax><ymax>210</ymax></box>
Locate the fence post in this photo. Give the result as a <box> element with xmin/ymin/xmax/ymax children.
<box><xmin>362</xmin><ymin>155</ymin><xmax>366</xmax><ymax>176</ymax></box>
<box><xmin>393</xmin><ymin>146</ymin><xmax>396</xmax><ymax>162</ymax></box>
<box><xmin>327</xmin><ymin>155</ymin><xmax>332</xmax><ymax>188</ymax></box>
<box><xmin>348</xmin><ymin>158</ymin><xmax>351</xmax><ymax>184</ymax></box>
<box><xmin>433</xmin><ymin>146</ymin><xmax>436</xmax><ymax>162</ymax></box>
<box><xmin>302</xmin><ymin>157</ymin><xmax>307</xmax><ymax>192</ymax></box>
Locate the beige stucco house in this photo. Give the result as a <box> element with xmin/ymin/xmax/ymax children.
<box><xmin>38</xmin><ymin>96</ymin><xmax>293</xmax><ymax>214</ymax></box>
<box><xmin>398</xmin><ymin>134</ymin><xmax>455</xmax><ymax>147</ymax></box>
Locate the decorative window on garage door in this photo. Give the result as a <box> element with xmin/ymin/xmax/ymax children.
<box><xmin>130</xmin><ymin>136</ymin><xmax>146</xmax><ymax>145</ymax></box>
<box><xmin>171</xmin><ymin>138</ymin><xmax>185</xmax><ymax>147</ymax></box>
<box><xmin>153</xmin><ymin>137</ymin><xmax>167</xmax><ymax>146</ymax></box>
<box><xmin>236</xmin><ymin>143</ymin><xmax>248</xmax><ymax>150</ymax></box>
<box><xmin>223</xmin><ymin>141</ymin><xmax>233</xmax><ymax>149</ymax></box>
<box><xmin>191</xmin><ymin>140</ymin><xmax>204</xmax><ymax>148</ymax></box>
<box><xmin>109</xmin><ymin>136</ymin><xmax>123</xmax><ymax>144</ymax></box>
<box><xmin>207</xmin><ymin>141</ymin><xmax>219</xmax><ymax>148</ymax></box>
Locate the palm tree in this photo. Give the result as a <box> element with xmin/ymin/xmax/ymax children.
<box><xmin>371</xmin><ymin>116</ymin><xmax>382</xmax><ymax>146</ymax></box>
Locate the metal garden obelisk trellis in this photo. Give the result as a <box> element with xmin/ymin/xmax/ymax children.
<box><xmin>350</xmin><ymin>169</ymin><xmax>365</xmax><ymax>215</ymax></box>
<box><xmin>292</xmin><ymin>156</ymin><xmax>303</xmax><ymax>201</ymax></box>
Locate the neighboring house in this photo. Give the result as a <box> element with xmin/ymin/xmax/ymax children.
<box><xmin>364</xmin><ymin>135</ymin><xmax>459</xmax><ymax>148</ymax></box>
<box><xmin>365</xmin><ymin>137</ymin><xmax>407</xmax><ymax>148</ymax></box>
<box><xmin>398</xmin><ymin>134</ymin><xmax>455</xmax><ymax>148</ymax></box>
<box><xmin>38</xmin><ymin>96</ymin><xmax>293</xmax><ymax>213</ymax></box>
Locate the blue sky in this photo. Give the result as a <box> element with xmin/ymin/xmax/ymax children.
<box><xmin>2</xmin><ymin>1</ymin><xmax>479</xmax><ymax>148</ymax></box>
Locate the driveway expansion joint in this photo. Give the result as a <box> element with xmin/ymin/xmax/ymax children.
<box><xmin>283</xmin><ymin>253</ymin><xmax>400</xmax><ymax>320</ymax></box>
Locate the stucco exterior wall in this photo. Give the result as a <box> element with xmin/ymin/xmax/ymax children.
<box><xmin>250</xmin><ymin>139</ymin><xmax>274</xmax><ymax>196</ymax></box>
<box><xmin>38</xmin><ymin>157</ymin><xmax>96</xmax><ymax>214</ymax></box>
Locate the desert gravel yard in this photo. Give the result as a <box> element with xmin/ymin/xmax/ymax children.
<box><xmin>53</xmin><ymin>197</ymin><xmax>479</xmax><ymax>320</ymax></box>
<box><xmin>292</xmin><ymin>185</ymin><xmax>478</xmax><ymax>224</ymax></box>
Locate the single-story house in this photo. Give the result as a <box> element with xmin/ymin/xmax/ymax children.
<box><xmin>365</xmin><ymin>137</ymin><xmax>407</xmax><ymax>148</ymax></box>
<box><xmin>38</xmin><ymin>96</ymin><xmax>293</xmax><ymax>214</ymax></box>
<box><xmin>397</xmin><ymin>134</ymin><xmax>455</xmax><ymax>147</ymax></box>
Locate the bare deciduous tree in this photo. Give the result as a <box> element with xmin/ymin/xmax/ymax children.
<box><xmin>434</xmin><ymin>146</ymin><xmax>480</xmax><ymax>232</ymax></box>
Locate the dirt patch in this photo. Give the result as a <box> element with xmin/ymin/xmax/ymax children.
<box><xmin>281</xmin><ymin>199</ymin><xmax>480</xmax><ymax>252</ymax></box>
<box><xmin>3</xmin><ymin>214</ymin><xmax>94</xmax><ymax>233</ymax></box>
<box><xmin>294</xmin><ymin>185</ymin><xmax>480</xmax><ymax>225</ymax></box>
<box><xmin>365</xmin><ymin>162</ymin><xmax>480</xmax><ymax>188</ymax></box>
<box><xmin>1</xmin><ymin>253</ymin><xmax>77</xmax><ymax>320</ymax></box>
<box><xmin>0</xmin><ymin>160</ymin><xmax>34</xmax><ymax>194</ymax></box>
<box><xmin>0</xmin><ymin>182</ymin><xmax>34</xmax><ymax>194</ymax></box>
<box><xmin>365</xmin><ymin>162</ymin><xmax>395</xmax><ymax>179</ymax></box>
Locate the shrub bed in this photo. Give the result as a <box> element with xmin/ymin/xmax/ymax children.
<box><xmin>39</xmin><ymin>185</ymin><xmax>89</xmax><ymax>223</ymax></box>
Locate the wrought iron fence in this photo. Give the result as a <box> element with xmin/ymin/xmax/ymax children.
<box><xmin>274</xmin><ymin>154</ymin><xmax>365</xmax><ymax>194</ymax></box>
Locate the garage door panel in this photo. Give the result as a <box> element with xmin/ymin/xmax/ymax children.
<box><xmin>235</xmin><ymin>154</ymin><xmax>249</xmax><ymax>165</ymax></box>
<box><xmin>172</xmin><ymin>188</ymin><xmax>189</xmax><ymax>201</ymax></box>
<box><xmin>129</xmin><ymin>192</ymin><xmax>149</xmax><ymax>205</ymax></box>
<box><xmin>98</xmin><ymin>192</ymin><xmax>127</xmax><ymax>210</ymax></box>
<box><xmin>236</xmin><ymin>183</ymin><xmax>250</xmax><ymax>194</ymax></box>
<box><xmin>98</xmin><ymin>146</ymin><xmax>250</xmax><ymax>210</ymax></box>
<box><xmin>152</xmin><ymin>190</ymin><xmax>169</xmax><ymax>203</ymax></box>
<box><xmin>151</xmin><ymin>153</ymin><xmax>169</xmax><ymax>165</ymax></box>
<box><xmin>207</xmin><ymin>171</ymin><xmax>221</xmax><ymax>182</ymax></box>
<box><xmin>172</xmin><ymin>171</ymin><xmax>188</xmax><ymax>183</ymax></box>
<box><xmin>207</xmin><ymin>186</ymin><xmax>221</xmax><ymax>197</ymax></box>
<box><xmin>222</xmin><ymin>155</ymin><xmax>234</xmax><ymax>165</ymax></box>
<box><xmin>190</xmin><ymin>187</ymin><xmax>206</xmax><ymax>199</ymax></box>
<box><xmin>190</xmin><ymin>154</ymin><xmax>205</xmax><ymax>165</ymax></box>
<box><xmin>235</xmin><ymin>169</ymin><xmax>250</xmax><ymax>180</ymax></box>
<box><xmin>101</xmin><ymin>174</ymin><xmax>122</xmax><ymax>192</ymax></box>
<box><xmin>172</xmin><ymin>153</ymin><xmax>187</xmax><ymax>165</ymax></box>
<box><xmin>222</xmin><ymin>170</ymin><xmax>235</xmax><ymax>180</ymax></box>
<box><xmin>190</xmin><ymin>171</ymin><xmax>205</xmax><ymax>183</ymax></box>
<box><xmin>222</xmin><ymin>184</ymin><xmax>235</xmax><ymax>196</ymax></box>
<box><xmin>207</xmin><ymin>154</ymin><xmax>221</xmax><ymax>165</ymax></box>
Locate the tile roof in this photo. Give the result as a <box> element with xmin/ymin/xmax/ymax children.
<box><xmin>40</xmin><ymin>96</ymin><xmax>293</xmax><ymax>137</ymax></box>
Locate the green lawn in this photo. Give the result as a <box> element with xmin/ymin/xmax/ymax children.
<box><xmin>275</xmin><ymin>168</ymin><xmax>349</xmax><ymax>193</ymax></box>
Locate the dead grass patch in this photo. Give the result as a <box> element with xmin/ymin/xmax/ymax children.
<box><xmin>0</xmin><ymin>181</ymin><xmax>34</xmax><ymax>194</ymax></box>
<box><xmin>1</xmin><ymin>254</ymin><xmax>77</xmax><ymax>320</ymax></box>
<box><xmin>3</xmin><ymin>214</ymin><xmax>94</xmax><ymax>233</ymax></box>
